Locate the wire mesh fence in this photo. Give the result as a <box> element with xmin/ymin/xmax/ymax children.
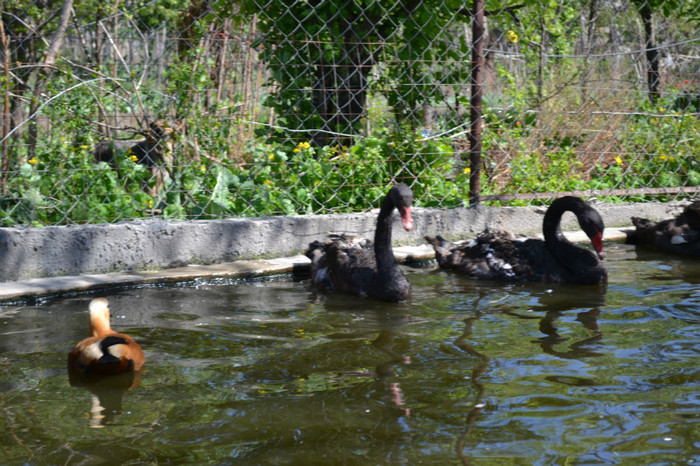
<box><xmin>1</xmin><ymin>0</ymin><xmax>699</xmax><ymax>226</ymax></box>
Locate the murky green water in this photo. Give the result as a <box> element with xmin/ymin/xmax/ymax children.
<box><xmin>1</xmin><ymin>243</ymin><xmax>699</xmax><ymax>464</ymax></box>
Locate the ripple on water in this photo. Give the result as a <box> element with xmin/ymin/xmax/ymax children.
<box><xmin>1</xmin><ymin>247</ymin><xmax>699</xmax><ymax>464</ymax></box>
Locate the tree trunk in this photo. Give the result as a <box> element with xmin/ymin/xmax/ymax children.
<box><xmin>311</xmin><ymin>21</ymin><xmax>376</xmax><ymax>148</ymax></box>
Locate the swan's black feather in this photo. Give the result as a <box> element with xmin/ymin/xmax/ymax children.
<box><xmin>306</xmin><ymin>184</ymin><xmax>413</xmax><ymax>302</ymax></box>
<box><xmin>626</xmin><ymin>201</ymin><xmax>700</xmax><ymax>257</ymax></box>
<box><xmin>426</xmin><ymin>196</ymin><xmax>607</xmax><ymax>284</ymax></box>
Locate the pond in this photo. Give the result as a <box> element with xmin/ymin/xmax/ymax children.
<box><xmin>1</xmin><ymin>242</ymin><xmax>699</xmax><ymax>464</ymax></box>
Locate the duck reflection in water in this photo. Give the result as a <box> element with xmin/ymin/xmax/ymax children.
<box><xmin>68</xmin><ymin>369</ymin><xmax>142</xmax><ymax>428</ymax></box>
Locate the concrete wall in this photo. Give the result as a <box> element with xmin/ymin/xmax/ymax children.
<box><xmin>0</xmin><ymin>201</ymin><xmax>686</xmax><ymax>282</ymax></box>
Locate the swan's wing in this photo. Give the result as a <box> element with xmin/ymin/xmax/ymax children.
<box><xmin>427</xmin><ymin>231</ymin><xmax>529</xmax><ymax>280</ymax></box>
<box><xmin>306</xmin><ymin>235</ymin><xmax>378</xmax><ymax>294</ymax></box>
<box><xmin>629</xmin><ymin>212</ymin><xmax>700</xmax><ymax>256</ymax></box>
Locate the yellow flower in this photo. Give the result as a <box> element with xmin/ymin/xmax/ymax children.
<box><xmin>263</xmin><ymin>179</ymin><xmax>272</xmax><ymax>186</ymax></box>
<box><xmin>199</xmin><ymin>165</ymin><xmax>206</xmax><ymax>173</ymax></box>
<box><xmin>658</xmin><ymin>155</ymin><xmax>675</xmax><ymax>162</ymax></box>
<box><xmin>293</xmin><ymin>148</ymin><xmax>301</xmax><ymax>153</ymax></box>
<box><xmin>614</xmin><ymin>156</ymin><xmax>623</xmax><ymax>166</ymax></box>
<box><xmin>463</xmin><ymin>167</ymin><xmax>471</xmax><ymax>175</ymax></box>
<box><xmin>506</xmin><ymin>30</ymin><xmax>518</xmax><ymax>44</ymax></box>
<box><xmin>28</xmin><ymin>157</ymin><xmax>38</xmax><ymax>164</ymax></box>
<box><xmin>296</xmin><ymin>141</ymin><xmax>311</xmax><ymax>151</ymax></box>
<box><xmin>80</xmin><ymin>145</ymin><xmax>89</xmax><ymax>150</ymax></box>
<box><xmin>268</xmin><ymin>153</ymin><xmax>275</xmax><ymax>160</ymax></box>
<box><xmin>148</xmin><ymin>200</ymin><xmax>153</xmax><ymax>208</ymax></box>
<box><xmin>129</xmin><ymin>155</ymin><xmax>138</xmax><ymax>162</ymax></box>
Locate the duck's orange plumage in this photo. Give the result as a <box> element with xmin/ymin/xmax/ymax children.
<box><xmin>68</xmin><ymin>298</ymin><xmax>144</xmax><ymax>375</ymax></box>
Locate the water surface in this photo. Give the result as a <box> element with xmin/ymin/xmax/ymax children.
<box><xmin>1</xmin><ymin>243</ymin><xmax>699</xmax><ymax>464</ymax></box>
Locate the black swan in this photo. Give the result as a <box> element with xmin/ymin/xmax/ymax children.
<box><xmin>425</xmin><ymin>196</ymin><xmax>607</xmax><ymax>284</ymax></box>
<box><xmin>625</xmin><ymin>200</ymin><xmax>700</xmax><ymax>257</ymax></box>
<box><xmin>305</xmin><ymin>184</ymin><xmax>414</xmax><ymax>302</ymax></box>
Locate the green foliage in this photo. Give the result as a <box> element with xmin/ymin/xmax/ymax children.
<box><xmin>2</xmin><ymin>0</ymin><xmax>699</xmax><ymax>227</ymax></box>
<box><xmin>1</xmin><ymin>141</ymin><xmax>153</xmax><ymax>226</ymax></box>
<box><xmin>1</xmin><ymin>129</ymin><xmax>463</xmax><ymax>225</ymax></box>
<box><xmin>589</xmin><ymin>90</ymin><xmax>700</xmax><ymax>199</ymax></box>
<box><xmin>240</xmin><ymin>0</ymin><xmax>467</xmax><ymax>145</ymax></box>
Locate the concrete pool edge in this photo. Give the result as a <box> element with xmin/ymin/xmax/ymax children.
<box><xmin>1</xmin><ymin>201</ymin><xmax>686</xmax><ymax>285</ymax></box>
<box><xmin>0</xmin><ymin>228</ymin><xmax>629</xmax><ymax>302</ymax></box>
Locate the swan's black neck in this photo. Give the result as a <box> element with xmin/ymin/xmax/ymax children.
<box><xmin>374</xmin><ymin>193</ymin><xmax>398</xmax><ymax>274</ymax></box>
<box><xmin>542</xmin><ymin>197</ymin><xmax>575</xmax><ymax>249</ymax></box>
<box><xmin>543</xmin><ymin>197</ymin><xmax>601</xmax><ymax>270</ymax></box>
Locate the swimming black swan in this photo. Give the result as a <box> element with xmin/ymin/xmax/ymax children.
<box><xmin>625</xmin><ymin>200</ymin><xmax>700</xmax><ymax>257</ymax></box>
<box><xmin>425</xmin><ymin>196</ymin><xmax>607</xmax><ymax>284</ymax></box>
<box><xmin>305</xmin><ymin>184</ymin><xmax>414</xmax><ymax>302</ymax></box>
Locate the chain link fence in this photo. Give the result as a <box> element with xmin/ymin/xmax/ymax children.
<box><xmin>1</xmin><ymin>0</ymin><xmax>699</xmax><ymax>226</ymax></box>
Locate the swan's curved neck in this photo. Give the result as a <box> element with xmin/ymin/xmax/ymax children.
<box><xmin>374</xmin><ymin>195</ymin><xmax>397</xmax><ymax>272</ymax></box>
<box><xmin>542</xmin><ymin>200</ymin><xmax>571</xmax><ymax>248</ymax></box>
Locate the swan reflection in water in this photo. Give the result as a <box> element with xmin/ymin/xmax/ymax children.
<box><xmin>68</xmin><ymin>369</ymin><xmax>143</xmax><ymax>428</ymax></box>
<box><xmin>505</xmin><ymin>282</ymin><xmax>607</xmax><ymax>360</ymax></box>
<box><xmin>316</xmin><ymin>292</ymin><xmax>414</xmax><ymax>428</ymax></box>
<box><xmin>453</xmin><ymin>284</ymin><xmax>606</xmax><ymax>463</ymax></box>
<box><xmin>370</xmin><ymin>316</ymin><xmax>412</xmax><ymax>417</ymax></box>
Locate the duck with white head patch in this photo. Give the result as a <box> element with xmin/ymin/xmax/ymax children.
<box><xmin>68</xmin><ymin>298</ymin><xmax>145</xmax><ymax>375</ymax></box>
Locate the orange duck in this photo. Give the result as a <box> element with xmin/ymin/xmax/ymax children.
<box><xmin>68</xmin><ymin>298</ymin><xmax>144</xmax><ymax>375</ymax></box>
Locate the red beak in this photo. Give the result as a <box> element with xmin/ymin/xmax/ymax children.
<box><xmin>399</xmin><ymin>206</ymin><xmax>413</xmax><ymax>231</ymax></box>
<box><xmin>591</xmin><ymin>231</ymin><xmax>605</xmax><ymax>259</ymax></box>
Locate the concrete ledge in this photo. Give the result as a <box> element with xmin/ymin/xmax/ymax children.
<box><xmin>0</xmin><ymin>227</ymin><xmax>629</xmax><ymax>302</ymax></box>
<box><xmin>1</xmin><ymin>201</ymin><xmax>684</xmax><ymax>283</ymax></box>
<box><xmin>0</xmin><ymin>198</ymin><xmax>688</xmax><ymax>300</ymax></box>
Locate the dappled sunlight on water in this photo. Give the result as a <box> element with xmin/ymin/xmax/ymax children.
<box><xmin>0</xmin><ymin>243</ymin><xmax>699</xmax><ymax>463</ymax></box>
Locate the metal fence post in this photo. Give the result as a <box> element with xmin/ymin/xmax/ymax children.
<box><xmin>469</xmin><ymin>0</ymin><xmax>485</xmax><ymax>206</ymax></box>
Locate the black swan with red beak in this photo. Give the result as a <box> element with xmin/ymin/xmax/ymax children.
<box><xmin>625</xmin><ymin>200</ymin><xmax>700</xmax><ymax>257</ymax></box>
<box><xmin>425</xmin><ymin>196</ymin><xmax>607</xmax><ymax>284</ymax></box>
<box><xmin>306</xmin><ymin>184</ymin><xmax>414</xmax><ymax>302</ymax></box>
